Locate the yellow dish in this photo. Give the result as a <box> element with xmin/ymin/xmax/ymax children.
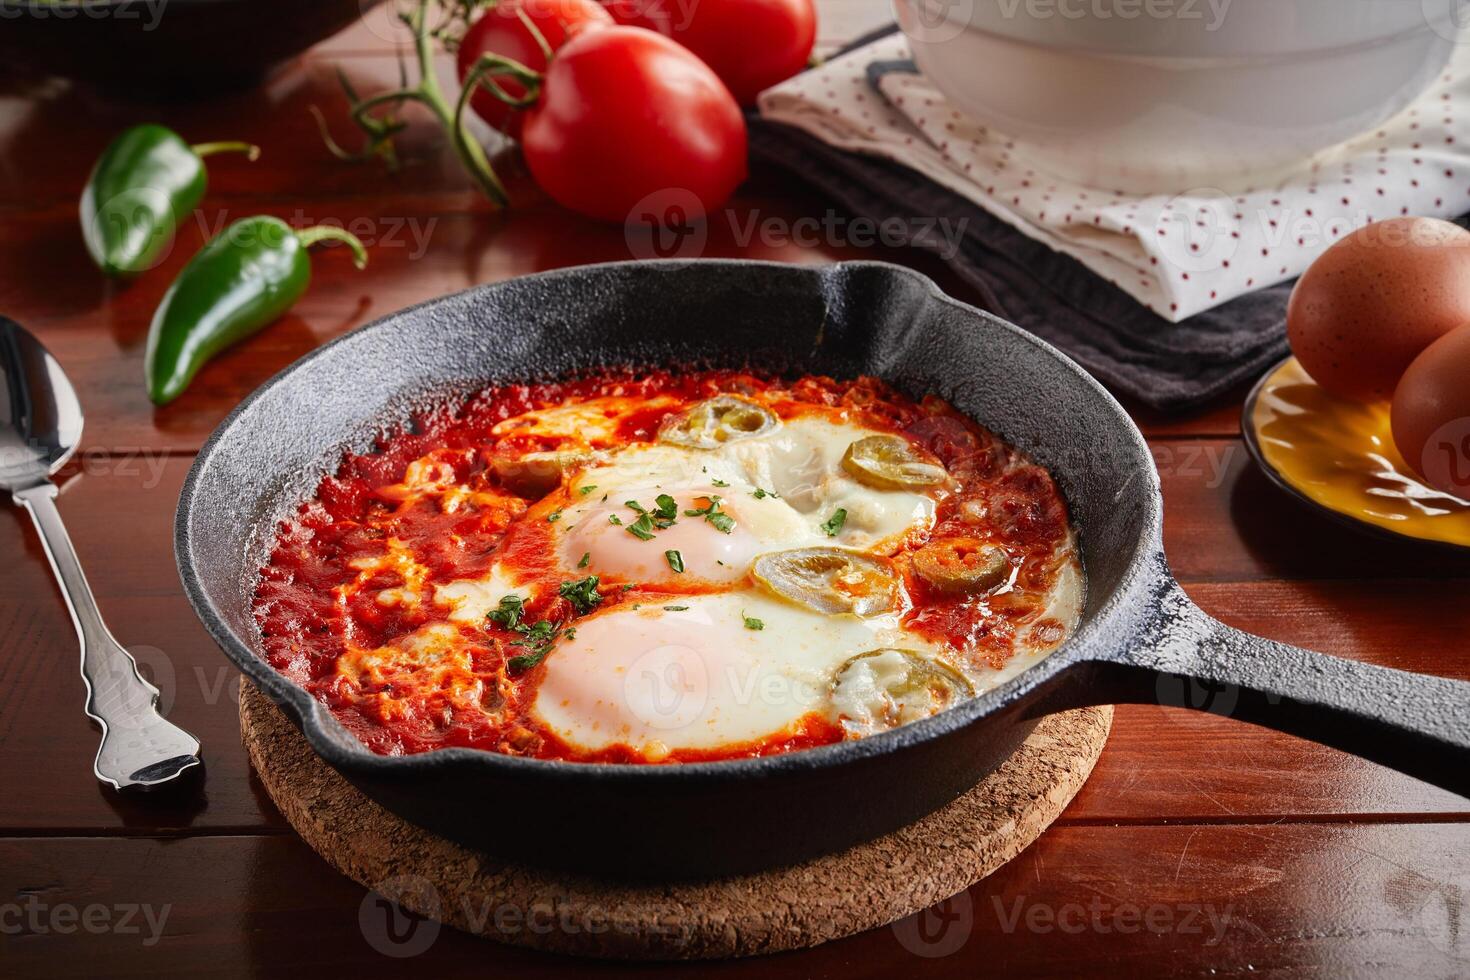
<box><xmin>1244</xmin><ymin>358</ymin><xmax>1470</xmax><ymax>549</ymax></box>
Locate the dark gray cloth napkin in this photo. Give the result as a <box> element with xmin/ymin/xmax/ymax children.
<box><xmin>748</xmin><ymin>27</ymin><xmax>1295</xmax><ymax>413</ymax></box>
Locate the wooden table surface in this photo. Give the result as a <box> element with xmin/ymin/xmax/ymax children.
<box><xmin>2</xmin><ymin>5</ymin><xmax>1468</xmax><ymax>977</ymax></box>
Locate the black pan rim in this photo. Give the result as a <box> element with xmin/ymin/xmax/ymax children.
<box><xmin>1241</xmin><ymin>356</ymin><xmax>1470</xmax><ymax>558</ymax></box>
<box><xmin>176</xmin><ymin>257</ymin><xmax>1161</xmax><ymax>784</ymax></box>
<box><xmin>0</xmin><ymin>0</ymin><xmax>321</xmax><ymax>8</ymax></box>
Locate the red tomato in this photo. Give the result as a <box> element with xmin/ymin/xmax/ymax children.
<box><xmin>601</xmin><ymin>0</ymin><xmax>815</xmax><ymax>105</ymax></box>
<box><xmin>521</xmin><ymin>26</ymin><xmax>747</xmax><ymax>223</ymax></box>
<box><xmin>456</xmin><ymin>0</ymin><xmax>612</xmax><ymax>139</ymax></box>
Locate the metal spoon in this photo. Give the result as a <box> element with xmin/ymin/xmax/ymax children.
<box><xmin>0</xmin><ymin>317</ymin><xmax>201</xmax><ymax>790</ymax></box>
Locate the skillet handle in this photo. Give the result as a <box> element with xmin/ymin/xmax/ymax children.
<box><xmin>1099</xmin><ymin>586</ymin><xmax>1470</xmax><ymax>798</ymax></box>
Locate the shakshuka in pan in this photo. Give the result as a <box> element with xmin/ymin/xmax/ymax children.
<box><xmin>253</xmin><ymin>372</ymin><xmax>1084</xmax><ymax>763</ymax></box>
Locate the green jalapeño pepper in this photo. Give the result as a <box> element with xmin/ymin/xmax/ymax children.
<box><xmin>81</xmin><ymin>124</ymin><xmax>260</xmax><ymax>278</ymax></box>
<box><xmin>145</xmin><ymin>216</ymin><xmax>368</xmax><ymax>405</ymax></box>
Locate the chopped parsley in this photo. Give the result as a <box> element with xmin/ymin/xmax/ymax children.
<box><xmin>577</xmin><ymin>551</ymin><xmax>591</xmax><ymax>569</ymax></box>
<box><xmin>505</xmin><ymin>643</ymin><xmax>552</xmax><ymax>675</ymax></box>
<box><xmin>509</xmin><ymin>620</ymin><xmax>560</xmax><ymax>670</ymax></box>
<box><xmin>546</xmin><ymin>510</ymin><xmax>562</xmax><ymax>523</ymax></box>
<box><xmin>515</xmin><ymin>620</ymin><xmax>556</xmax><ymax>643</ymax></box>
<box><xmin>507</xmin><ymin>651</ymin><xmax>546</xmax><ymax>672</ymax></box>
<box><xmin>624</xmin><ymin>496</ymin><xmax>678</xmax><ymax>540</ymax></box>
<box><xmin>663</xmin><ymin>605</ymin><xmax>690</xmax><ymax>611</ymax></box>
<box><xmin>711</xmin><ymin>478</ymin><xmax>730</xmax><ymax>488</ymax></box>
<box><xmin>558</xmin><ymin>575</ymin><xmax>603</xmax><ymax>615</ymax></box>
<box><xmin>489</xmin><ymin>580</ymin><xmax>601</xmax><ymax>673</ymax></box>
<box><xmin>487</xmin><ymin>597</ymin><xmax>569</xmax><ymax>674</ymax></box>
<box><xmin>486</xmin><ymin>594</ymin><xmax>526</xmax><ymax>631</ymax></box>
<box><xmin>665</xmin><ymin>550</ymin><xmax>685</xmax><ymax>573</ymax></box>
<box><xmin>608</xmin><ymin>514</ymin><xmax>623</xmax><ymax>525</ymax></box>
<box><xmin>821</xmin><ymin>508</ymin><xmax>848</xmax><ymax>536</ymax></box>
<box><xmin>627</xmin><ymin>513</ymin><xmax>657</xmax><ymax>540</ymax></box>
<box><xmin>743</xmin><ymin>612</ymin><xmax>765</xmax><ymax>631</ymax></box>
<box><xmin>752</xmin><ymin>487</ymin><xmax>779</xmax><ymax>500</ymax></box>
<box><xmin>578</xmin><ymin>485</ymin><xmax>598</xmax><ymax>495</ymax></box>
<box><xmin>684</xmin><ymin>495</ymin><xmax>735</xmax><ymax>534</ymax></box>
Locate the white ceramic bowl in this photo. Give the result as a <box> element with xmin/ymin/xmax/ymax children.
<box><xmin>894</xmin><ymin>0</ymin><xmax>1464</xmax><ymax>193</ymax></box>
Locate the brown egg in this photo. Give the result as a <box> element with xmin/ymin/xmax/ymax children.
<box><xmin>1286</xmin><ymin>216</ymin><xmax>1470</xmax><ymax>401</ymax></box>
<box><xmin>1391</xmin><ymin>321</ymin><xmax>1470</xmax><ymax>498</ymax></box>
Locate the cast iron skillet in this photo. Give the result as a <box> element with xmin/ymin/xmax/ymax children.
<box><xmin>176</xmin><ymin>260</ymin><xmax>1470</xmax><ymax>879</ymax></box>
<box><xmin>0</xmin><ymin>0</ymin><xmax>382</xmax><ymax>91</ymax></box>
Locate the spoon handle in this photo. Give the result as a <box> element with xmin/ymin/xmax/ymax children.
<box><xmin>13</xmin><ymin>483</ymin><xmax>202</xmax><ymax>790</ymax></box>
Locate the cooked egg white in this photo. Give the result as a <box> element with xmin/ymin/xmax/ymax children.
<box><xmin>435</xmin><ymin>565</ymin><xmax>530</xmax><ymax>624</ymax></box>
<box><xmin>560</xmin><ymin>485</ymin><xmax>803</xmax><ymax>584</ymax></box>
<box><xmin>528</xmin><ymin>559</ymin><xmax>1084</xmax><ymax>755</ymax></box>
<box><xmin>554</xmin><ymin>416</ymin><xmax>936</xmax><ymax>587</ymax></box>
<box><xmin>529</xmin><ymin>591</ymin><xmax>941</xmax><ymax>753</ymax></box>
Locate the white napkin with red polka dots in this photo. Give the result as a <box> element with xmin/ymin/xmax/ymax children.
<box><xmin>758</xmin><ymin>33</ymin><xmax>1470</xmax><ymax>324</ymax></box>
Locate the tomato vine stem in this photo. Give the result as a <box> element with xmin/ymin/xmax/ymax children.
<box><xmin>312</xmin><ymin>0</ymin><xmax>510</xmax><ymax>206</ymax></box>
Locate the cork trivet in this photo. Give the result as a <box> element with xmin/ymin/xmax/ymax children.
<box><xmin>241</xmin><ymin>681</ymin><xmax>1110</xmax><ymax>960</ymax></box>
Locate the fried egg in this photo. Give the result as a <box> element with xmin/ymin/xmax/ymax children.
<box><xmin>553</xmin><ymin>416</ymin><xmax>937</xmax><ymax>588</ymax></box>
<box><xmin>531</xmin><ymin>591</ymin><xmax>925</xmax><ymax>753</ymax></box>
